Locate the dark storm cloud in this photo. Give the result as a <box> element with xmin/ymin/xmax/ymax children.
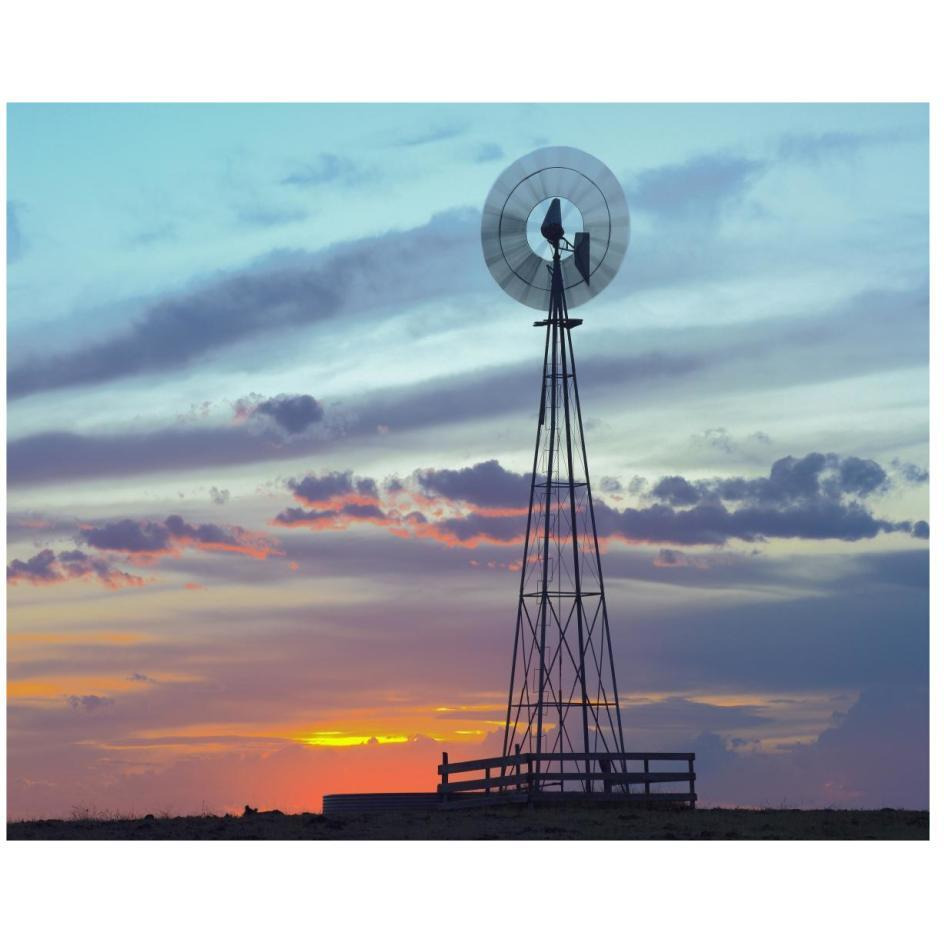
<box><xmin>249</xmin><ymin>394</ymin><xmax>325</xmax><ymax>434</ymax></box>
<box><xmin>8</xmin><ymin>207</ymin><xmax>480</xmax><ymax>400</ymax></box>
<box><xmin>628</xmin><ymin>153</ymin><xmax>767</xmax><ymax>222</ymax></box>
<box><xmin>7</xmin><ymin>200</ymin><xmax>26</xmax><ymax>263</ymax></box>
<box><xmin>416</xmin><ymin>460</ymin><xmax>530</xmax><ymax>508</ymax></box>
<box><xmin>6</xmin><ymin>548</ymin><xmax>144</xmax><ymax>589</ymax></box>
<box><xmin>280</xmin><ymin>153</ymin><xmax>365</xmax><ymax>187</ymax></box>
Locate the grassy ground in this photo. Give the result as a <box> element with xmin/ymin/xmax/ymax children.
<box><xmin>8</xmin><ymin>803</ymin><xmax>928</xmax><ymax>840</ymax></box>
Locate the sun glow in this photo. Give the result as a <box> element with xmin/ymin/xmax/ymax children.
<box><xmin>299</xmin><ymin>732</ymin><xmax>411</xmax><ymax>747</ymax></box>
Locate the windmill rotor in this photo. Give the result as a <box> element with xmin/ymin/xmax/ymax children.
<box><xmin>481</xmin><ymin>145</ymin><xmax>630</xmax><ymax>310</ymax></box>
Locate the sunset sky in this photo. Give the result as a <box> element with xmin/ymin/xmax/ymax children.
<box><xmin>6</xmin><ymin>103</ymin><xmax>929</xmax><ymax>818</ymax></box>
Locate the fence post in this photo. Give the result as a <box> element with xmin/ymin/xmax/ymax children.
<box><xmin>515</xmin><ymin>744</ymin><xmax>521</xmax><ymax>794</ymax></box>
<box><xmin>441</xmin><ymin>751</ymin><xmax>448</xmax><ymax>800</ymax></box>
<box><xmin>688</xmin><ymin>756</ymin><xmax>695</xmax><ymax>809</ymax></box>
<box><xmin>644</xmin><ymin>757</ymin><xmax>650</xmax><ymax>796</ymax></box>
<box><xmin>527</xmin><ymin>755</ymin><xmax>534</xmax><ymax>796</ymax></box>
<box><xmin>600</xmin><ymin>756</ymin><xmax>612</xmax><ymax>794</ymax></box>
<box><xmin>485</xmin><ymin>767</ymin><xmax>491</xmax><ymax>795</ymax></box>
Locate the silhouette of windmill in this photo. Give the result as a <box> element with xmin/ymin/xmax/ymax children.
<box><xmin>325</xmin><ymin>148</ymin><xmax>697</xmax><ymax>815</ymax></box>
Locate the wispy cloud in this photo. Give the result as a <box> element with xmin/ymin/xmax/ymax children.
<box><xmin>7</xmin><ymin>200</ymin><xmax>27</xmax><ymax>263</ymax></box>
<box><xmin>395</xmin><ymin>123</ymin><xmax>465</xmax><ymax>147</ymax></box>
<box><xmin>776</xmin><ymin>127</ymin><xmax>921</xmax><ymax>164</ymax></box>
<box><xmin>8</xmin><ymin>208</ymin><xmax>479</xmax><ymax>401</ymax></box>
<box><xmin>280</xmin><ymin>153</ymin><xmax>367</xmax><ymax>187</ymax></box>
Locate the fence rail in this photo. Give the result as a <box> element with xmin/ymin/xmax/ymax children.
<box><xmin>437</xmin><ymin>750</ymin><xmax>696</xmax><ymax>808</ymax></box>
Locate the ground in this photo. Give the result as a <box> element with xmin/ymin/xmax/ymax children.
<box><xmin>7</xmin><ymin>803</ymin><xmax>929</xmax><ymax>840</ymax></box>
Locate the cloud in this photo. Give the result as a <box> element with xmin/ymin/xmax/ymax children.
<box><xmin>629</xmin><ymin>152</ymin><xmax>767</xmax><ymax>223</ymax></box>
<box><xmin>7</xmin><ymin>200</ymin><xmax>26</xmax><ymax>263</ymax></box>
<box><xmin>67</xmin><ymin>695</ymin><xmax>114</xmax><ymax>711</ymax></box>
<box><xmin>209</xmin><ymin>486</ymin><xmax>230</xmax><ymax>505</ymax></box>
<box><xmin>273</xmin><ymin>471</ymin><xmax>387</xmax><ymax>532</ymax></box>
<box><xmin>270</xmin><ymin>450</ymin><xmax>919</xmax><ymax>553</ymax></box>
<box><xmin>280</xmin><ymin>153</ymin><xmax>365</xmax><ymax>187</ymax></box>
<box><xmin>275</xmin><ymin>503</ymin><xmax>388</xmax><ymax>530</ymax></box>
<box><xmin>416</xmin><ymin>460</ymin><xmax>529</xmax><ymax>509</ymax></box>
<box><xmin>7</xmin><ymin>207</ymin><xmax>480</xmax><ymax>400</ymax></box>
<box><xmin>7</xmin><ymin>549</ymin><xmax>145</xmax><ymax>589</ymax></box>
<box><xmin>653</xmin><ymin>548</ymin><xmax>686</xmax><ymax>568</ymax></box>
<box><xmin>235</xmin><ymin>204</ymin><xmax>309</xmax><ymax>227</ymax></box>
<box><xmin>81</xmin><ymin>514</ymin><xmax>281</xmax><ymax>561</ymax></box>
<box><xmin>7</xmin><ymin>425</ymin><xmax>319</xmax><ymax>485</ymax></box>
<box><xmin>692</xmin><ymin>684</ymin><xmax>928</xmax><ymax>809</ymax></box>
<box><xmin>649</xmin><ymin>453</ymin><xmax>890</xmax><ymax>507</ymax></box>
<box><xmin>237</xmin><ymin>393</ymin><xmax>325</xmax><ymax>435</ymax></box>
<box><xmin>595</xmin><ymin>499</ymin><xmax>911</xmax><ymax>546</ymax></box>
<box><xmin>911</xmin><ymin>520</ymin><xmax>929</xmax><ymax>539</ymax></box>
<box><xmin>891</xmin><ymin>459</ymin><xmax>928</xmax><ymax>484</ymax></box>
<box><xmin>776</xmin><ymin>128</ymin><xmax>915</xmax><ymax>164</ymax></box>
<box><xmin>288</xmin><ymin>470</ymin><xmax>379</xmax><ymax>507</ymax></box>
<box><xmin>472</xmin><ymin>142</ymin><xmax>504</xmax><ymax>163</ymax></box>
<box><xmin>395</xmin><ymin>123</ymin><xmax>465</xmax><ymax>147</ymax></box>
<box><xmin>690</xmin><ymin>427</ymin><xmax>771</xmax><ymax>457</ymax></box>
<box><xmin>126</xmin><ymin>223</ymin><xmax>177</xmax><ymax>247</ymax></box>
<box><xmin>651</xmin><ymin>475</ymin><xmax>701</xmax><ymax>506</ymax></box>
<box><xmin>6</xmin><ymin>280</ymin><xmax>922</xmax><ymax>486</ymax></box>
<box><xmin>602</xmin><ymin>454</ymin><xmax>915</xmax><ymax>546</ymax></box>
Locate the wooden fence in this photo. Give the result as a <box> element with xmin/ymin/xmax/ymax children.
<box><xmin>438</xmin><ymin>750</ymin><xmax>696</xmax><ymax>808</ymax></box>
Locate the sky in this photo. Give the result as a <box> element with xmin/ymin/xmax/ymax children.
<box><xmin>5</xmin><ymin>103</ymin><xmax>929</xmax><ymax>818</ymax></box>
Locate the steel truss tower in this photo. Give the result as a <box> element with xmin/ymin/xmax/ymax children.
<box><xmin>502</xmin><ymin>237</ymin><xmax>627</xmax><ymax>790</ymax></box>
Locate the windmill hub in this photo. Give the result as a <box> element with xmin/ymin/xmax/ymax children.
<box><xmin>526</xmin><ymin>196</ymin><xmax>583</xmax><ymax>258</ymax></box>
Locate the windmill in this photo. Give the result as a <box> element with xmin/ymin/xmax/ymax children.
<box><xmin>480</xmin><ymin>147</ymin><xmax>630</xmax><ymax>791</ymax></box>
<box><xmin>327</xmin><ymin>148</ymin><xmax>697</xmax><ymax>814</ymax></box>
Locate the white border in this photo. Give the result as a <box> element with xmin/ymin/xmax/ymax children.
<box><xmin>2</xmin><ymin>1</ymin><xmax>941</xmax><ymax>940</ymax></box>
